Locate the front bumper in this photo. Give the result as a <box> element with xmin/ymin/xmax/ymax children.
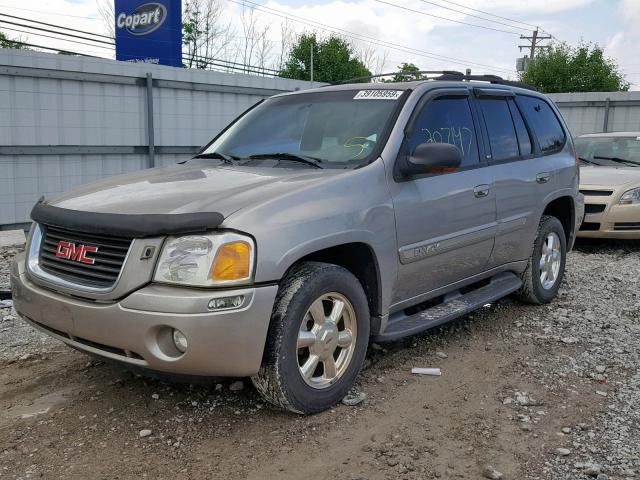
<box><xmin>578</xmin><ymin>199</ymin><xmax>640</xmax><ymax>239</ymax></box>
<box><xmin>10</xmin><ymin>253</ymin><xmax>278</xmax><ymax>377</ymax></box>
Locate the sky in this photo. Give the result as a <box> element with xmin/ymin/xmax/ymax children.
<box><xmin>0</xmin><ymin>0</ymin><xmax>637</xmax><ymax>88</ymax></box>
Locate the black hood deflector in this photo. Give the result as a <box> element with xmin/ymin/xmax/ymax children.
<box><xmin>31</xmin><ymin>201</ymin><xmax>225</xmax><ymax>238</ymax></box>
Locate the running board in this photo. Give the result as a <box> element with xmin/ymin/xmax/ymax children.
<box><xmin>372</xmin><ymin>272</ymin><xmax>522</xmax><ymax>342</ymax></box>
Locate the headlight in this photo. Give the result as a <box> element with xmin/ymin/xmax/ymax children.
<box><xmin>620</xmin><ymin>187</ymin><xmax>640</xmax><ymax>205</ymax></box>
<box><xmin>154</xmin><ymin>232</ymin><xmax>254</xmax><ymax>287</ymax></box>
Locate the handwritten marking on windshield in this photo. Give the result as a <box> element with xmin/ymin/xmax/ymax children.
<box><xmin>344</xmin><ymin>136</ymin><xmax>371</xmax><ymax>159</ymax></box>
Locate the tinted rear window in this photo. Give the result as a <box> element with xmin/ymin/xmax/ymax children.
<box><xmin>479</xmin><ymin>98</ymin><xmax>519</xmax><ymax>161</ymax></box>
<box><xmin>518</xmin><ymin>96</ymin><xmax>566</xmax><ymax>153</ymax></box>
<box><xmin>508</xmin><ymin>99</ymin><xmax>532</xmax><ymax>156</ymax></box>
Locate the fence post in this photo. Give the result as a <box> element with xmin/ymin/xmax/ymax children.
<box><xmin>603</xmin><ymin>97</ymin><xmax>611</xmax><ymax>133</ymax></box>
<box><xmin>145</xmin><ymin>72</ymin><xmax>155</xmax><ymax>168</ymax></box>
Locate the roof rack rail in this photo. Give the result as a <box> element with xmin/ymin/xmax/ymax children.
<box><xmin>327</xmin><ymin>70</ymin><xmax>464</xmax><ymax>86</ymax></box>
<box><xmin>436</xmin><ymin>73</ymin><xmax>538</xmax><ymax>91</ymax></box>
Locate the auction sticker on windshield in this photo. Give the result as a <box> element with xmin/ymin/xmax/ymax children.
<box><xmin>354</xmin><ymin>90</ymin><xmax>404</xmax><ymax>100</ymax></box>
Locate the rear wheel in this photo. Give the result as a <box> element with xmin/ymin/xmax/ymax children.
<box><xmin>516</xmin><ymin>215</ymin><xmax>567</xmax><ymax>304</ymax></box>
<box><xmin>252</xmin><ymin>262</ymin><xmax>370</xmax><ymax>414</ymax></box>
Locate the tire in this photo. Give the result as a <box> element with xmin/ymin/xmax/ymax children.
<box><xmin>251</xmin><ymin>261</ymin><xmax>370</xmax><ymax>414</ymax></box>
<box><xmin>516</xmin><ymin>215</ymin><xmax>567</xmax><ymax>304</ymax></box>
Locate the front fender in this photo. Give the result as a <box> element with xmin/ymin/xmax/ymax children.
<box><xmin>224</xmin><ymin>161</ymin><xmax>398</xmax><ymax>315</ymax></box>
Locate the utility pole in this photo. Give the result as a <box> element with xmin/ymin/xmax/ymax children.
<box><xmin>519</xmin><ymin>27</ymin><xmax>552</xmax><ymax>62</ymax></box>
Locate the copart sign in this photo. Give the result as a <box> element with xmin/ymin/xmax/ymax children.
<box><xmin>116</xmin><ymin>3</ymin><xmax>167</xmax><ymax>35</ymax></box>
<box><xmin>114</xmin><ymin>0</ymin><xmax>182</xmax><ymax>67</ymax></box>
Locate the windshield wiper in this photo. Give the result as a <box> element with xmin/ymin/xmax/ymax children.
<box><xmin>578</xmin><ymin>156</ymin><xmax>598</xmax><ymax>165</ymax></box>
<box><xmin>192</xmin><ymin>151</ymin><xmax>239</xmax><ymax>164</ymax></box>
<box><xmin>593</xmin><ymin>155</ymin><xmax>640</xmax><ymax>167</ymax></box>
<box><xmin>247</xmin><ymin>152</ymin><xmax>324</xmax><ymax>169</ymax></box>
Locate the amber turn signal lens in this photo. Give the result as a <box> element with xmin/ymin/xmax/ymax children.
<box><xmin>211</xmin><ymin>241</ymin><xmax>251</xmax><ymax>281</ymax></box>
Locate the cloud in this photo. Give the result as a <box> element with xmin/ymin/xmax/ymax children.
<box><xmin>606</xmin><ymin>0</ymin><xmax>640</xmax><ymax>88</ymax></box>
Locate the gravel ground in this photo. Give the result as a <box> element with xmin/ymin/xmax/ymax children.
<box><xmin>0</xmin><ymin>247</ymin><xmax>60</xmax><ymax>363</ymax></box>
<box><xmin>530</xmin><ymin>241</ymin><xmax>640</xmax><ymax>480</ymax></box>
<box><xmin>0</xmin><ymin>240</ymin><xmax>638</xmax><ymax>479</ymax></box>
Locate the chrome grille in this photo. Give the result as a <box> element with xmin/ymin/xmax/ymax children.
<box><xmin>39</xmin><ymin>225</ymin><xmax>132</xmax><ymax>288</ymax></box>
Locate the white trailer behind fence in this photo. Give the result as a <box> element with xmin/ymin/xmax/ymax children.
<box><xmin>0</xmin><ymin>49</ymin><xmax>315</xmax><ymax>228</ymax></box>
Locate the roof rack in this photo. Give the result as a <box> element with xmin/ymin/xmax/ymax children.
<box><xmin>326</xmin><ymin>70</ymin><xmax>537</xmax><ymax>92</ymax></box>
<box><xmin>328</xmin><ymin>70</ymin><xmax>464</xmax><ymax>86</ymax></box>
<box><xmin>435</xmin><ymin>73</ymin><xmax>538</xmax><ymax>91</ymax></box>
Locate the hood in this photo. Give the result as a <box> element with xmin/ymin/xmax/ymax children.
<box><xmin>48</xmin><ymin>162</ymin><xmax>341</xmax><ymax>218</ymax></box>
<box><xmin>580</xmin><ymin>165</ymin><xmax>640</xmax><ymax>187</ymax></box>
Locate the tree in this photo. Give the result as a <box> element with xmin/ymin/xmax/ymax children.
<box><xmin>280</xmin><ymin>33</ymin><xmax>371</xmax><ymax>83</ymax></box>
<box><xmin>381</xmin><ymin>62</ymin><xmax>423</xmax><ymax>82</ymax></box>
<box><xmin>0</xmin><ymin>31</ymin><xmax>26</xmax><ymax>49</ymax></box>
<box><xmin>520</xmin><ymin>42</ymin><xmax>629</xmax><ymax>93</ymax></box>
<box><xmin>97</xmin><ymin>0</ymin><xmax>115</xmax><ymax>38</ymax></box>
<box><xmin>182</xmin><ymin>0</ymin><xmax>234</xmax><ymax>70</ymax></box>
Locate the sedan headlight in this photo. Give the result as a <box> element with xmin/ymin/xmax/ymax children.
<box><xmin>154</xmin><ymin>232</ymin><xmax>254</xmax><ymax>287</ymax></box>
<box><xmin>620</xmin><ymin>187</ymin><xmax>640</xmax><ymax>205</ymax></box>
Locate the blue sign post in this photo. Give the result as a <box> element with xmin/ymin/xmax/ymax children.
<box><xmin>115</xmin><ymin>0</ymin><xmax>182</xmax><ymax>67</ymax></box>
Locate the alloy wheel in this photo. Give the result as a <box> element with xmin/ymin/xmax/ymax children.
<box><xmin>296</xmin><ymin>293</ymin><xmax>357</xmax><ymax>389</ymax></box>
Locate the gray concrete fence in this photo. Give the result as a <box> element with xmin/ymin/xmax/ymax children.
<box><xmin>0</xmin><ymin>49</ymin><xmax>315</xmax><ymax>228</ymax></box>
<box><xmin>548</xmin><ymin>91</ymin><xmax>640</xmax><ymax>137</ymax></box>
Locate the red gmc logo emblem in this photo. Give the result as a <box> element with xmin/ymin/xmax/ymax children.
<box><xmin>55</xmin><ymin>241</ymin><xmax>99</xmax><ymax>265</ymax></box>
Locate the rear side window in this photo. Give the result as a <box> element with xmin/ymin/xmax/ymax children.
<box><xmin>508</xmin><ymin>99</ymin><xmax>532</xmax><ymax>156</ymax></box>
<box><xmin>478</xmin><ymin>98</ymin><xmax>519</xmax><ymax>161</ymax></box>
<box><xmin>518</xmin><ymin>95</ymin><xmax>566</xmax><ymax>153</ymax></box>
<box><xmin>409</xmin><ymin>96</ymin><xmax>479</xmax><ymax>167</ymax></box>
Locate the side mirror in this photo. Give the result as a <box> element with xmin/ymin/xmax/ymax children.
<box><xmin>400</xmin><ymin>143</ymin><xmax>462</xmax><ymax>177</ymax></box>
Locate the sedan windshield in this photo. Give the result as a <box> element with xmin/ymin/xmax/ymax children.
<box><xmin>575</xmin><ymin>136</ymin><xmax>640</xmax><ymax>167</ymax></box>
<box><xmin>199</xmin><ymin>89</ymin><xmax>405</xmax><ymax>168</ymax></box>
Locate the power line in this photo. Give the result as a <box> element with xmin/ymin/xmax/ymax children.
<box><xmin>1</xmin><ymin>20</ymin><xmax>282</xmax><ymax>74</ymax></box>
<box><xmin>0</xmin><ymin>12</ymin><xmax>112</xmax><ymax>39</ymax></box>
<box><xmin>0</xmin><ymin>25</ymin><xmax>115</xmax><ymax>52</ymax></box>
<box><xmin>419</xmin><ymin>0</ymin><xmax>540</xmax><ymax>30</ymax></box>
<box><xmin>0</xmin><ymin>18</ymin><xmax>114</xmax><ymax>46</ymax></box>
<box><xmin>225</xmin><ymin>0</ymin><xmax>516</xmax><ymax>75</ymax></box>
<box><xmin>4</xmin><ymin>29</ymin><xmax>282</xmax><ymax>77</ymax></box>
<box><xmin>372</xmin><ymin>0</ymin><xmax>522</xmax><ymax>36</ymax></box>
<box><xmin>412</xmin><ymin>0</ymin><xmax>529</xmax><ymax>30</ymax></box>
<box><xmin>0</xmin><ymin>4</ymin><xmax>104</xmax><ymax>21</ymax></box>
<box><xmin>2</xmin><ymin>5</ymin><xmax>516</xmax><ymax>77</ymax></box>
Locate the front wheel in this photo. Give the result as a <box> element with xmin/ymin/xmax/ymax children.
<box><xmin>516</xmin><ymin>215</ymin><xmax>567</xmax><ymax>304</ymax></box>
<box><xmin>252</xmin><ymin>262</ymin><xmax>370</xmax><ymax>414</ymax></box>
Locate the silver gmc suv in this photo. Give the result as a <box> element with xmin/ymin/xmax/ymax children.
<box><xmin>11</xmin><ymin>73</ymin><xmax>584</xmax><ymax>414</ymax></box>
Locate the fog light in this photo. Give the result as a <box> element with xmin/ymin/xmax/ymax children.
<box><xmin>172</xmin><ymin>328</ymin><xmax>188</xmax><ymax>353</ymax></box>
<box><xmin>208</xmin><ymin>295</ymin><xmax>244</xmax><ymax>311</ymax></box>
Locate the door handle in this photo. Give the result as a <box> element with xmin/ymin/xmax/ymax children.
<box><xmin>536</xmin><ymin>172</ymin><xmax>551</xmax><ymax>184</ymax></box>
<box><xmin>473</xmin><ymin>184</ymin><xmax>490</xmax><ymax>198</ymax></box>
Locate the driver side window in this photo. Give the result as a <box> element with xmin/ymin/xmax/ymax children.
<box><xmin>408</xmin><ymin>97</ymin><xmax>480</xmax><ymax>168</ymax></box>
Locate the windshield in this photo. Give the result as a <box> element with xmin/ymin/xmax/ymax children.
<box><xmin>575</xmin><ymin>136</ymin><xmax>640</xmax><ymax>167</ymax></box>
<box><xmin>200</xmin><ymin>89</ymin><xmax>405</xmax><ymax>168</ymax></box>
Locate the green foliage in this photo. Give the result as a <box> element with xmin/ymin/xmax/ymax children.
<box><xmin>279</xmin><ymin>33</ymin><xmax>371</xmax><ymax>83</ymax></box>
<box><xmin>381</xmin><ymin>63</ymin><xmax>423</xmax><ymax>82</ymax></box>
<box><xmin>0</xmin><ymin>31</ymin><xmax>26</xmax><ymax>49</ymax></box>
<box><xmin>520</xmin><ymin>42</ymin><xmax>629</xmax><ymax>93</ymax></box>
